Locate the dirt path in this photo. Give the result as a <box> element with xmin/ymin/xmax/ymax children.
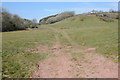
<box><xmin>32</xmin><ymin>28</ymin><xmax>118</xmax><ymax>78</ymax></box>
<box><xmin>32</xmin><ymin>30</ymin><xmax>77</xmax><ymax>78</ymax></box>
<box><xmin>73</xmin><ymin>53</ymin><xmax>118</xmax><ymax>78</ymax></box>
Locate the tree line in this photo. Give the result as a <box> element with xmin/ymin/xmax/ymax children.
<box><xmin>1</xmin><ymin>9</ymin><xmax>38</xmax><ymax>32</ymax></box>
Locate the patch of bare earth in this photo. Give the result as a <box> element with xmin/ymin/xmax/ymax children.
<box><xmin>31</xmin><ymin>28</ymin><xmax>118</xmax><ymax>78</ymax></box>
<box><xmin>26</xmin><ymin>45</ymin><xmax>48</xmax><ymax>53</ymax></box>
<box><xmin>74</xmin><ymin>53</ymin><xmax>118</xmax><ymax>78</ymax></box>
<box><xmin>32</xmin><ymin>53</ymin><xmax>77</xmax><ymax>78</ymax></box>
<box><xmin>32</xmin><ymin>35</ymin><xmax>77</xmax><ymax>78</ymax></box>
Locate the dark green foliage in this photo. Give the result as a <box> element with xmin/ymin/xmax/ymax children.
<box><xmin>22</xmin><ymin>19</ymin><xmax>32</xmax><ymax>28</ymax></box>
<box><xmin>2</xmin><ymin>9</ymin><xmax>38</xmax><ymax>32</ymax></box>
<box><xmin>2</xmin><ymin>11</ymin><xmax>25</xmax><ymax>32</ymax></box>
<box><xmin>23</xmin><ymin>19</ymin><xmax>38</xmax><ymax>28</ymax></box>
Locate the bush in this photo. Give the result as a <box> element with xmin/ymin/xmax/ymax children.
<box><xmin>96</xmin><ymin>12</ymin><xmax>118</xmax><ymax>20</ymax></box>
<box><xmin>55</xmin><ymin>11</ymin><xmax>75</xmax><ymax>21</ymax></box>
<box><xmin>2</xmin><ymin>9</ymin><xmax>38</xmax><ymax>32</ymax></box>
<box><xmin>2</xmin><ymin>10</ymin><xmax>26</xmax><ymax>32</ymax></box>
<box><xmin>39</xmin><ymin>14</ymin><xmax>58</xmax><ymax>25</ymax></box>
<box><xmin>12</xmin><ymin>15</ymin><xmax>26</xmax><ymax>30</ymax></box>
<box><xmin>40</xmin><ymin>11</ymin><xmax>75</xmax><ymax>25</ymax></box>
<box><xmin>46</xmin><ymin>11</ymin><xmax>75</xmax><ymax>24</ymax></box>
<box><xmin>80</xmin><ymin>18</ymin><xmax>84</xmax><ymax>21</ymax></box>
<box><xmin>46</xmin><ymin>17</ymin><xmax>56</xmax><ymax>24</ymax></box>
<box><xmin>100</xmin><ymin>17</ymin><xmax>114</xmax><ymax>22</ymax></box>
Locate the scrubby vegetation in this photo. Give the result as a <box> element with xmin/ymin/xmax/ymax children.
<box><xmin>39</xmin><ymin>14</ymin><xmax>58</xmax><ymax>25</ymax></box>
<box><xmin>2</xmin><ymin>9</ymin><xmax>38</xmax><ymax>32</ymax></box>
<box><xmin>96</xmin><ymin>12</ymin><xmax>118</xmax><ymax>19</ymax></box>
<box><xmin>99</xmin><ymin>17</ymin><xmax>114</xmax><ymax>22</ymax></box>
<box><xmin>83</xmin><ymin>10</ymin><xmax>118</xmax><ymax>22</ymax></box>
<box><xmin>95</xmin><ymin>12</ymin><xmax>118</xmax><ymax>22</ymax></box>
<box><xmin>39</xmin><ymin>11</ymin><xmax>75</xmax><ymax>25</ymax></box>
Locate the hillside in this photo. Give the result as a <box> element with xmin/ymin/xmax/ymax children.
<box><xmin>39</xmin><ymin>11</ymin><xmax>75</xmax><ymax>25</ymax></box>
<box><xmin>40</xmin><ymin>14</ymin><xmax>118</xmax><ymax>59</ymax></box>
<box><xmin>2</xmin><ymin>14</ymin><xmax>118</xmax><ymax>78</ymax></box>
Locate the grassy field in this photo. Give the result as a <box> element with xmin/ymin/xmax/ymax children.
<box><xmin>2</xmin><ymin>29</ymin><xmax>55</xmax><ymax>77</ymax></box>
<box><xmin>2</xmin><ymin>15</ymin><xmax>118</xmax><ymax>78</ymax></box>
<box><xmin>43</xmin><ymin>15</ymin><xmax>118</xmax><ymax>60</ymax></box>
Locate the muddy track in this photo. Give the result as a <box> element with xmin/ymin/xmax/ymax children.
<box><xmin>32</xmin><ymin>27</ymin><xmax>118</xmax><ymax>78</ymax></box>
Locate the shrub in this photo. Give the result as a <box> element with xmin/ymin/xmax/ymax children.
<box><xmin>31</xmin><ymin>19</ymin><xmax>38</xmax><ymax>28</ymax></box>
<box><xmin>46</xmin><ymin>17</ymin><xmax>56</xmax><ymax>24</ymax></box>
<box><xmin>55</xmin><ymin>11</ymin><xmax>75</xmax><ymax>21</ymax></box>
<box><xmin>80</xmin><ymin>18</ymin><xmax>84</xmax><ymax>21</ymax></box>
<box><xmin>45</xmin><ymin>11</ymin><xmax>75</xmax><ymax>24</ymax></box>
<box><xmin>12</xmin><ymin>15</ymin><xmax>26</xmax><ymax>30</ymax></box>
<box><xmin>100</xmin><ymin>17</ymin><xmax>114</xmax><ymax>22</ymax></box>
<box><xmin>2</xmin><ymin>10</ymin><xmax>26</xmax><ymax>31</ymax></box>
<box><xmin>39</xmin><ymin>14</ymin><xmax>58</xmax><ymax>25</ymax></box>
<box><xmin>2</xmin><ymin>9</ymin><xmax>38</xmax><ymax>32</ymax></box>
<box><xmin>96</xmin><ymin>12</ymin><xmax>118</xmax><ymax>20</ymax></box>
<box><xmin>60</xmin><ymin>11</ymin><xmax>75</xmax><ymax>17</ymax></box>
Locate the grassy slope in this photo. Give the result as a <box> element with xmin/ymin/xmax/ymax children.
<box><xmin>2</xmin><ymin>29</ymin><xmax>55</xmax><ymax>78</ymax></box>
<box><xmin>41</xmin><ymin>15</ymin><xmax>118</xmax><ymax>61</ymax></box>
<box><xmin>2</xmin><ymin>15</ymin><xmax>118</xmax><ymax>78</ymax></box>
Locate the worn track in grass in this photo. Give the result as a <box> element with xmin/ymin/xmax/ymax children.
<box><xmin>32</xmin><ymin>27</ymin><xmax>118</xmax><ymax>78</ymax></box>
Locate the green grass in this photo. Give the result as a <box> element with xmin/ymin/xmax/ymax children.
<box><xmin>2</xmin><ymin>29</ymin><xmax>55</xmax><ymax>78</ymax></box>
<box><xmin>66</xmin><ymin>26</ymin><xmax>118</xmax><ymax>61</ymax></box>
<box><xmin>2</xmin><ymin>14</ymin><xmax>118</xmax><ymax>78</ymax></box>
<box><xmin>41</xmin><ymin>15</ymin><xmax>118</xmax><ymax>61</ymax></box>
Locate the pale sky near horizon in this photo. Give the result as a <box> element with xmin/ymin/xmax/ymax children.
<box><xmin>2</xmin><ymin>2</ymin><xmax>118</xmax><ymax>22</ymax></box>
<box><xmin>1</xmin><ymin>0</ymin><xmax>119</xmax><ymax>2</ymax></box>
